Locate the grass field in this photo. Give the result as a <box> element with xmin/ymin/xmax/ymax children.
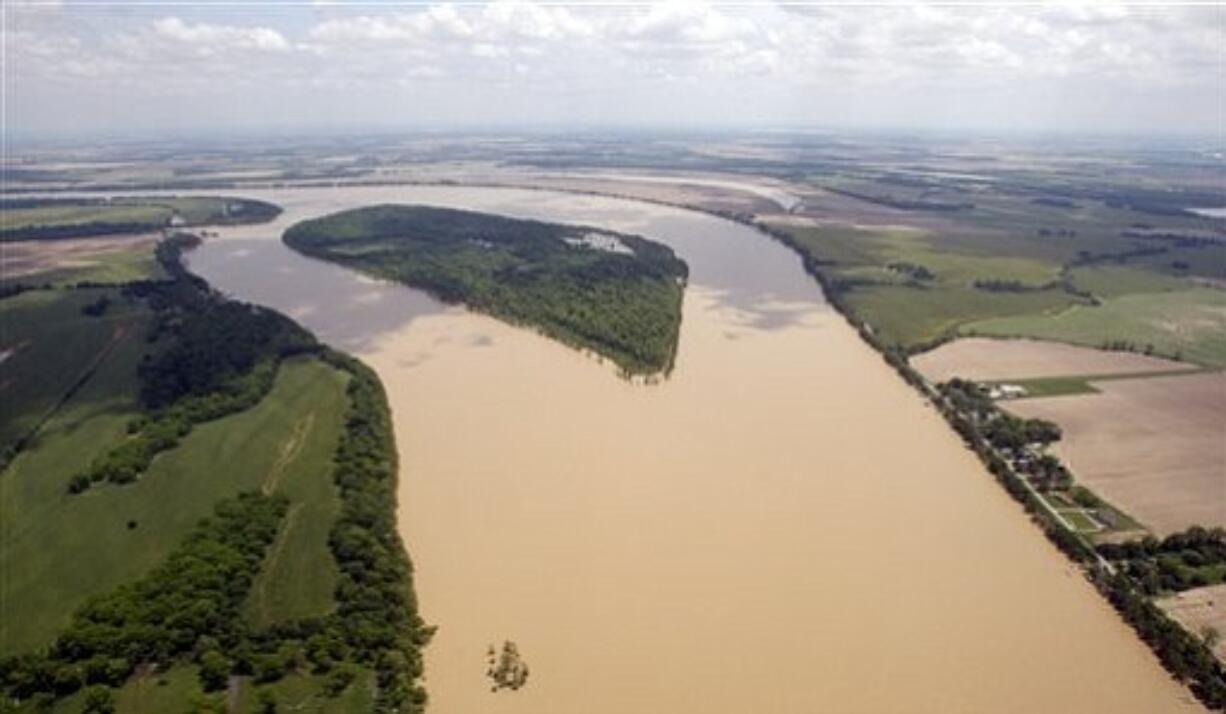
<box><xmin>1</xmin><ymin>235</ymin><xmax>165</xmax><ymax>287</ymax></box>
<box><xmin>0</xmin><ymin>196</ymin><xmax>279</xmax><ymax>241</ymax></box>
<box><xmin>843</xmin><ymin>283</ymin><xmax>1076</xmax><ymax>347</ymax></box>
<box><xmin>2</xmin><ymin>202</ymin><xmax>170</xmax><ymax>231</ymax></box>
<box><xmin>0</xmin><ymin>356</ymin><xmax>348</xmax><ymax>655</ymax></box>
<box><xmin>1000</xmin><ymin>375</ymin><xmax>1101</xmax><ymax>397</ymax></box>
<box><xmin>771</xmin><ymin>163</ymin><xmax>1226</xmax><ymax>359</ymax></box>
<box><xmin>0</xmin><ymin>288</ymin><xmax>154</xmax><ymax>453</ymax></box>
<box><xmin>243</xmin><ymin>367</ymin><xmax>348</xmax><ymax>627</ymax></box>
<box><xmin>966</xmin><ymin>288</ymin><xmax>1226</xmax><ymax>367</ymax></box>
<box><xmin>1066</xmin><ymin>264</ymin><xmax>1190</xmax><ymax>299</ymax></box>
<box><xmin>997</xmin><ymin>367</ymin><xmax>1211</xmax><ymax>398</ymax></box>
<box><xmin>20</xmin><ymin>244</ymin><xmax>165</xmax><ymax>287</ymax></box>
<box><xmin>775</xmin><ymin>222</ymin><xmax>1086</xmax><ymax>347</ymax></box>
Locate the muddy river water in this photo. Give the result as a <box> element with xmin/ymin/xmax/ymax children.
<box><xmin>185</xmin><ymin>185</ymin><xmax>1199</xmax><ymax>712</ymax></box>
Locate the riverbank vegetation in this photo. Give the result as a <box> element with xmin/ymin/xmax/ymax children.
<box><xmin>1100</xmin><ymin>528</ymin><xmax>1226</xmax><ymax>596</ymax></box>
<box><xmin>284</xmin><ymin>204</ymin><xmax>688</xmax><ymax>375</ymax></box>
<box><xmin>2</xmin><ymin>220</ymin><xmax>428</xmax><ymax>711</ymax></box>
<box><xmin>0</xmin><ymin>197</ymin><xmax>280</xmax><ymax>242</ymax></box>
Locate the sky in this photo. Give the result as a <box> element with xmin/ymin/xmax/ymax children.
<box><xmin>3</xmin><ymin>1</ymin><xmax>1224</xmax><ymax>139</ymax></box>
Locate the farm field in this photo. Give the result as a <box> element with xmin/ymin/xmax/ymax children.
<box><xmin>242</xmin><ymin>362</ymin><xmax>348</xmax><ymax>627</ymax></box>
<box><xmin>1159</xmin><ymin>584</ymin><xmax>1226</xmax><ymax>664</ymax></box>
<box><xmin>0</xmin><ymin>356</ymin><xmax>348</xmax><ymax>655</ymax></box>
<box><xmin>0</xmin><ymin>234</ymin><xmax>164</xmax><ymax>286</ymax></box>
<box><xmin>0</xmin><ymin>196</ymin><xmax>280</xmax><ymax>241</ymax></box>
<box><xmin>765</xmin><ymin>157</ymin><xmax>1226</xmax><ymax>358</ymax></box>
<box><xmin>847</xmin><ymin>283</ymin><xmax>1076</xmax><ymax>348</ymax></box>
<box><xmin>1005</xmin><ymin>371</ymin><xmax>1226</xmax><ymax>536</ymax></box>
<box><xmin>0</xmin><ymin>287</ymin><xmax>154</xmax><ymax>455</ymax></box>
<box><xmin>966</xmin><ymin>288</ymin><xmax>1226</xmax><ymax>368</ymax></box>
<box><xmin>912</xmin><ymin>337</ymin><xmax>1192</xmax><ymax>383</ymax></box>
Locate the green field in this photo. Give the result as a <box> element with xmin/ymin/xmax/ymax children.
<box><xmin>1059</xmin><ymin>509</ymin><xmax>1103</xmax><ymax>532</ymax></box>
<box><xmin>14</xmin><ymin>244</ymin><xmax>168</xmax><ymax>288</ymax></box>
<box><xmin>0</xmin><ymin>196</ymin><xmax>280</xmax><ymax>241</ymax></box>
<box><xmin>995</xmin><ymin>375</ymin><xmax>1102</xmax><ymax>398</ymax></box>
<box><xmin>0</xmin><ymin>288</ymin><xmax>154</xmax><ymax>455</ymax></box>
<box><xmin>285</xmin><ymin>204</ymin><xmax>689</xmax><ymax>375</ymax></box>
<box><xmin>967</xmin><ymin>288</ymin><xmax>1226</xmax><ymax>367</ymax></box>
<box><xmin>771</xmin><ymin>168</ymin><xmax>1226</xmax><ymax>359</ymax></box>
<box><xmin>2</xmin><ymin>202</ymin><xmax>170</xmax><ymax>231</ymax></box>
<box><xmin>243</xmin><ymin>365</ymin><xmax>348</xmax><ymax>627</ymax></box>
<box><xmin>990</xmin><ymin>365</ymin><xmax>1205</xmax><ymax>398</ymax></box>
<box><xmin>1065</xmin><ymin>264</ymin><xmax>1189</xmax><ymax>299</ymax></box>
<box><xmin>0</xmin><ymin>357</ymin><xmax>348</xmax><ymax>655</ymax></box>
<box><xmin>845</xmin><ymin>283</ymin><xmax>1075</xmax><ymax>348</ymax></box>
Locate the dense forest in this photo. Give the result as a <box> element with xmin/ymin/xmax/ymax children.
<box><xmin>284</xmin><ymin>204</ymin><xmax>688</xmax><ymax>376</ymax></box>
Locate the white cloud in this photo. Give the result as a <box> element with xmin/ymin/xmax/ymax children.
<box><xmin>151</xmin><ymin>17</ymin><xmax>290</xmax><ymax>53</ymax></box>
<box><xmin>4</xmin><ymin>1</ymin><xmax>1221</xmax><ymax>135</ymax></box>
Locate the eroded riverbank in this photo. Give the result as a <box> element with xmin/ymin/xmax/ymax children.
<box><xmin>184</xmin><ymin>185</ymin><xmax>1201</xmax><ymax>712</ymax></box>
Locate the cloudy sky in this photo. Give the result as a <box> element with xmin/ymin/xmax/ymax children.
<box><xmin>4</xmin><ymin>1</ymin><xmax>1223</xmax><ymax>138</ymax></box>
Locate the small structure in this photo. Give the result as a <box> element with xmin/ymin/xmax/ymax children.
<box><xmin>989</xmin><ymin>383</ymin><xmax>1028</xmax><ymax>400</ymax></box>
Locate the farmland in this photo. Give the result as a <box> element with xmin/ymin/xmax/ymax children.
<box><xmin>0</xmin><ymin>235</ymin><xmax>164</xmax><ymax>287</ymax></box>
<box><xmin>759</xmin><ymin>147</ymin><xmax>1226</xmax><ymax>362</ymax></box>
<box><xmin>968</xmin><ymin>288</ymin><xmax>1226</xmax><ymax>368</ymax></box>
<box><xmin>0</xmin><ymin>287</ymin><xmax>154</xmax><ymax>460</ymax></box>
<box><xmin>1005</xmin><ymin>372</ymin><xmax>1226</xmax><ymax>536</ymax></box>
<box><xmin>0</xmin><ymin>196</ymin><xmax>280</xmax><ymax>241</ymax></box>
<box><xmin>1</xmin><ymin>352</ymin><xmax>346</xmax><ymax>655</ymax></box>
<box><xmin>913</xmin><ymin>337</ymin><xmax>1192</xmax><ymax>383</ymax></box>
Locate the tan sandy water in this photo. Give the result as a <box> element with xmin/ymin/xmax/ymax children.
<box><xmin>182</xmin><ymin>185</ymin><xmax>1201</xmax><ymax>713</ymax></box>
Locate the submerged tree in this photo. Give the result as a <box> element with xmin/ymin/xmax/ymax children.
<box><xmin>486</xmin><ymin>641</ymin><xmax>529</xmax><ymax>692</ymax></box>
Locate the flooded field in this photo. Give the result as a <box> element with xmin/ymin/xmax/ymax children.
<box><xmin>185</xmin><ymin>185</ymin><xmax>1201</xmax><ymax>713</ymax></box>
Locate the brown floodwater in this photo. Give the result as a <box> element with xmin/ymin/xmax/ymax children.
<box><xmin>184</xmin><ymin>185</ymin><xmax>1201</xmax><ymax>713</ymax></box>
